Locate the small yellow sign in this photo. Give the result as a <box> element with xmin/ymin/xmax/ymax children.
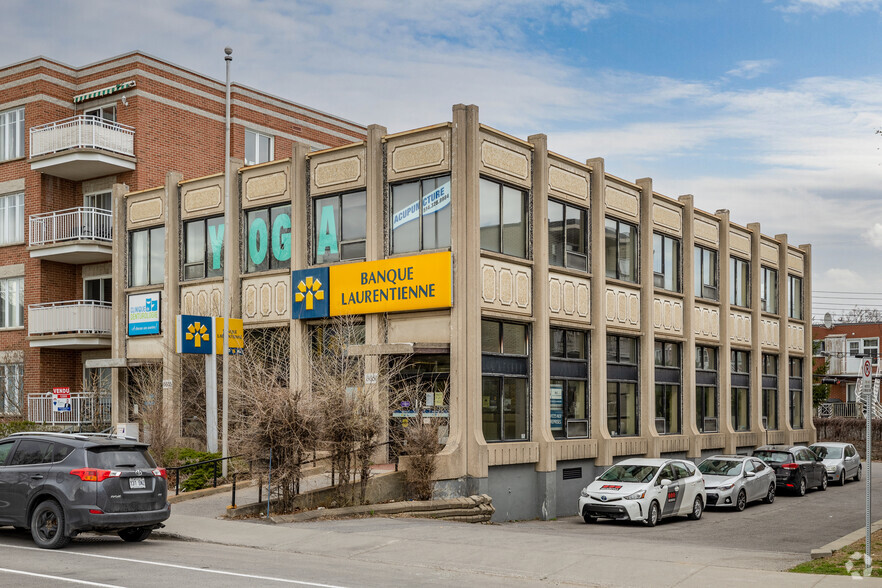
<box><xmin>215</xmin><ymin>317</ymin><xmax>244</xmax><ymax>355</ymax></box>
<box><xmin>329</xmin><ymin>251</ymin><xmax>452</xmax><ymax>316</ymax></box>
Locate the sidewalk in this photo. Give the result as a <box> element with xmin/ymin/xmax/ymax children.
<box><xmin>156</xmin><ymin>481</ymin><xmax>882</xmax><ymax>587</ymax></box>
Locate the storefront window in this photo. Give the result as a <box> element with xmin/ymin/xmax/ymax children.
<box><xmin>482</xmin><ymin>319</ymin><xmax>529</xmax><ymax>442</ymax></box>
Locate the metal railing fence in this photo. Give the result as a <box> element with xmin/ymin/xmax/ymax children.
<box><xmin>29</xmin><ymin>207</ymin><xmax>112</xmax><ymax>246</ymax></box>
<box><xmin>30</xmin><ymin>115</ymin><xmax>134</xmax><ymax>158</ymax></box>
<box><xmin>28</xmin><ymin>300</ymin><xmax>112</xmax><ymax>336</ymax></box>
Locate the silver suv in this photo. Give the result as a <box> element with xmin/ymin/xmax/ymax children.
<box><xmin>0</xmin><ymin>432</ymin><xmax>170</xmax><ymax>548</ymax></box>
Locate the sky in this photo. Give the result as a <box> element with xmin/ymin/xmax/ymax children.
<box><xmin>3</xmin><ymin>0</ymin><xmax>882</xmax><ymax>321</ymax></box>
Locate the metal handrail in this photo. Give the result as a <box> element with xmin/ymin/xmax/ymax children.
<box><xmin>166</xmin><ymin>455</ymin><xmax>243</xmax><ymax>496</ymax></box>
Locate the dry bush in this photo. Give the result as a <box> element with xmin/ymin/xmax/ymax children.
<box><xmin>390</xmin><ymin>379</ymin><xmax>446</xmax><ymax>500</ymax></box>
<box><xmin>814</xmin><ymin>416</ymin><xmax>882</xmax><ymax>457</ymax></box>
<box><xmin>126</xmin><ymin>362</ymin><xmax>176</xmax><ymax>467</ymax></box>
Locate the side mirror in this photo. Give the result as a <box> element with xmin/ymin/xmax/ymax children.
<box><xmin>744</xmin><ymin>471</ymin><xmax>755</xmax><ymax>478</ymax></box>
<box><xmin>595</xmin><ymin>476</ymin><xmax>600</xmax><ymax>481</ymax></box>
<box><xmin>660</xmin><ymin>478</ymin><xmax>673</xmax><ymax>487</ymax></box>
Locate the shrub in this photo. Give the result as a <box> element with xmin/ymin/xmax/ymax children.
<box><xmin>164</xmin><ymin>447</ymin><xmax>222</xmax><ymax>492</ymax></box>
<box><xmin>0</xmin><ymin>421</ymin><xmax>44</xmax><ymax>438</ymax></box>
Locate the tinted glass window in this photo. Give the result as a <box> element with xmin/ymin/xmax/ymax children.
<box><xmin>53</xmin><ymin>443</ymin><xmax>74</xmax><ymax>463</ymax></box>
<box><xmin>9</xmin><ymin>440</ymin><xmax>53</xmax><ymax>465</ymax></box>
<box><xmin>672</xmin><ymin>463</ymin><xmax>690</xmax><ymax>480</ymax></box>
<box><xmin>754</xmin><ymin>460</ymin><xmax>766</xmax><ymax>471</ymax></box>
<box><xmin>0</xmin><ymin>440</ymin><xmax>13</xmax><ymax>465</ymax></box>
<box><xmin>658</xmin><ymin>464</ymin><xmax>675</xmax><ymax>483</ymax></box>
<box><xmin>87</xmin><ymin>447</ymin><xmax>156</xmax><ymax>469</ymax></box>
<box><xmin>753</xmin><ymin>450</ymin><xmax>791</xmax><ymax>463</ymax></box>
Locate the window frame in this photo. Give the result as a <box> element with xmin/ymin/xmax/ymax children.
<box><xmin>0</xmin><ymin>362</ymin><xmax>23</xmax><ymax>414</ymax></box>
<box><xmin>128</xmin><ymin>226</ymin><xmax>165</xmax><ymax>287</ymax></box>
<box><xmin>550</xmin><ymin>327</ymin><xmax>590</xmax><ymax>439</ymax></box>
<box><xmin>0</xmin><ymin>106</ymin><xmax>24</xmax><ymax>161</ymax></box>
<box><xmin>760</xmin><ymin>266</ymin><xmax>778</xmax><ymax>314</ymax></box>
<box><xmin>729</xmin><ymin>256</ymin><xmax>750</xmax><ymax>308</ymax></box>
<box><xmin>390</xmin><ymin>175</ymin><xmax>452</xmax><ymax>255</ymax></box>
<box><xmin>607</xmin><ymin>334</ymin><xmax>639</xmax><ymax>437</ymax></box>
<box><xmin>244</xmin><ymin>129</ymin><xmax>274</xmax><ymax>166</ymax></box>
<box><xmin>652</xmin><ymin>232</ymin><xmax>681</xmax><ymax>292</ymax></box>
<box><xmin>183</xmin><ymin>215</ymin><xmax>225</xmax><ymax>280</ymax></box>
<box><xmin>0</xmin><ymin>276</ymin><xmax>24</xmax><ymax>328</ymax></box>
<box><xmin>245</xmin><ymin>204</ymin><xmax>291</xmax><ymax>273</ymax></box>
<box><xmin>605</xmin><ymin>217</ymin><xmax>638</xmax><ymax>283</ymax></box>
<box><xmin>0</xmin><ymin>191</ymin><xmax>24</xmax><ymax>245</ymax></box>
<box><xmin>547</xmin><ymin>199</ymin><xmax>589</xmax><ymax>272</ymax></box>
<box><xmin>695</xmin><ymin>345</ymin><xmax>718</xmax><ymax>434</ymax></box>
<box><xmin>479</xmin><ymin>177</ymin><xmax>528</xmax><ymax>259</ymax></box>
<box><xmin>788</xmin><ymin>274</ymin><xmax>803</xmax><ymax>320</ymax></box>
<box><xmin>694</xmin><ymin>245</ymin><xmax>718</xmax><ymax>301</ymax></box>
<box><xmin>83</xmin><ymin>275</ymin><xmax>112</xmax><ymax>303</ymax></box>
<box><xmin>314</xmin><ymin>190</ymin><xmax>367</xmax><ymax>264</ymax></box>
<box><xmin>481</xmin><ymin>319</ymin><xmax>530</xmax><ymax>443</ymax></box>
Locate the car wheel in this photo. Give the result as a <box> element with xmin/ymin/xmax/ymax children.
<box><xmin>735</xmin><ymin>489</ymin><xmax>747</xmax><ymax>512</ymax></box>
<box><xmin>118</xmin><ymin>527</ymin><xmax>153</xmax><ymax>542</ymax></box>
<box><xmin>30</xmin><ymin>500</ymin><xmax>71</xmax><ymax>549</ymax></box>
<box><xmin>688</xmin><ymin>496</ymin><xmax>704</xmax><ymax>520</ymax></box>
<box><xmin>855</xmin><ymin>466</ymin><xmax>863</xmax><ymax>482</ymax></box>
<box><xmin>839</xmin><ymin>471</ymin><xmax>846</xmax><ymax>486</ymax></box>
<box><xmin>645</xmin><ymin>501</ymin><xmax>660</xmax><ymax>527</ymax></box>
<box><xmin>797</xmin><ymin>477</ymin><xmax>807</xmax><ymax>497</ymax></box>
<box><xmin>819</xmin><ymin>474</ymin><xmax>828</xmax><ymax>491</ymax></box>
<box><xmin>762</xmin><ymin>483</ymin><xmax>775</xmax><ymax>504</ymax></box>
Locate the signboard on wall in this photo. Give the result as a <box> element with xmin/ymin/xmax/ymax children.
<box><xmin>214</xmin><ymin>317</ymin><xmax>244</xmax><ymax>355</ymax></box>
<box><xmin>291</xmin><ymin>251</ymin><xmax>452</xmax><ymax>319</ymax></box>
<box><xmin>128</xmin><ymin>292</ymin><xmax>161</xmax><ymax>336</ymax></box>
<box><xmin>550</xmin><ymin>383</ymin><xmax>563</xmax><ymax>431</ymax></box>
<box><xmin>176</xmin><ymin>314</ymin><xmax>214</xmax><ymax>355</ymax></box>
<box><xmin>52</xmin><ymin>387</ymin><xmax>71</xmax><ymax>413</ymax></box>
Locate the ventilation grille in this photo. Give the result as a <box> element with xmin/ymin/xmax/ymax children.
<box><xmin>562</xmin><ymin>467</ymin><xmax>582</xmax><ymax>480</ymax></box>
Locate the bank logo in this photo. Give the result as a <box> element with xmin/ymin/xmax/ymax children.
<box><xmin>292</xmin><ymin>268</ymin><xmax>330</xmax><ymax>319</ymax></box>
<box><xmin>186</xmin><ymin>320</ymin><xmax>210</xmax><ymax>348</ymax></box>
<box><xmin>177</xmin><ymin>314</ymin><xmax>214</xmax><ymax>355</ymax></box>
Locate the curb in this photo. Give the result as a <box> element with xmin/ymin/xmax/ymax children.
<box><xmin>811</xmin><ymin>518</ymin><xmax>882</xmax><ymax>559</ymax></box>
<box><xmin>269</xmin><ymin>494</ymin><xmax>494</xmax><ymax>524</ymax></box>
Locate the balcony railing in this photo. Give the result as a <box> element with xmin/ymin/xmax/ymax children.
<box><xmin>29</xmin><ymin>207</ymin><xmax>112</xmax><ymax>246</ymax></box>
<box><xmin>27</xmin><ymin>392</ymin><xmax>111</xmax><ymax>426</ymax></box>
<box><xmin>30</xmin><ymin>115</ymin><xmax>134</xmax><ymax>158</ymax></box>
<box><xmin>28</xmin><ymin>300</ymin><xmax>112</xmax><ymax>336</ymax></box>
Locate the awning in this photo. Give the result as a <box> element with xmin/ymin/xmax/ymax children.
<box><xmin>73</xmin><ymin>81</ymin><xmax>136</xmax><ymax>104</ymax></box>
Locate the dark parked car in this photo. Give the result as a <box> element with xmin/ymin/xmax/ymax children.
<box><xmin>0</xmin><ymin>432</ymin><xmax>170</xmax><ymax>549</ymax></box>
<box><xmin>753</xmin><ymin>444</ymin><xmax>827</xmax><ymax>496</ymax></box>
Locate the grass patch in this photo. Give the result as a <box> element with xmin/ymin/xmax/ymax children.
<box><xmin>791</xmin><ymin>528</ymin><xmax>882</xmax><ymax>577</ymax></box>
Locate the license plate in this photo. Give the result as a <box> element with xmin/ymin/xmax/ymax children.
<box><xmin>129</xmin><ymin>477</ymin><xmax>145</xmax><ymax>489</ymax></box>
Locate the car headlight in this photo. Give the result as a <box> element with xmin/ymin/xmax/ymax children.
<box><xmin>581</xmin><ymin>488</ymin><xmax>589</xmax><ymax>497</ymax></box>
<box><xmin>718</xmin><ymin>483</ymin><xmax>735</xmax><ymax>490</ymax></box>
<box><xmin>625</xmin><ymin>490</ymin><xmax>646</xmax><ymax>500</ymax></box>
<box><xmin>826</xmin><ymin>466</ymin><xmax>837</xmax><ymax>472</ymax></box>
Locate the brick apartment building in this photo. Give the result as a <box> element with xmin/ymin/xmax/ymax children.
<box><xmin>813</xmin><ymin>322</ymin><xmax>882</xmax><ymax>411</ymax></box>
<box><xmin>0</xmin><ymin>51</ymin><xmax>365</xmax><ymax>421</ymax></box>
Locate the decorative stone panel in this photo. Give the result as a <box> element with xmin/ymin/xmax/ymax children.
<box><xmin>694</xmin><ymin>304</ymin><xmax>720</xmax><ymax>340</ymax></box>
<box><xmin>788</xmin><ymin>251</ymin><xmax>804</xmax><ymax>274</ymax></box>
<box><xmin>391</xmin><ymin>139</ymin><xmax>444</xmax><ymax>174</ymax></box>
<box><xmin>760</xmin><ymin>241</ymin><xmax>778</xmax><ymax>265</ymax></box>
<box><xmin>487</xmin><ymin>442</ymin><xmax>539</xmax><ymax>466</ymax></box>
<box><xmin>479</xmin><ymin>133</ymin><xmax>530</xmax><ymax>187</ymax></box>
<box><xmin>729</xmin><ymin>229</ymin><xmax>750</xmax><ymax>256</ymax></box>
<box><xmin>652</xmin><ymin>295</ymin><xmax>683</xmax><ymax>336</ymax></box>
<box><xmin>181</xmin><ymin>284</ymin><xmax>223</xmax><ymax>315</ymax></box>
<box><xmin>548</xmin><ymin>162</ymin><xmax>589</xmax><ymax>203</ymax></box>
<box><xmin>243</xmin><ymin>169</ymin><xmax>288</xmax><ymax>207</ymax></box>
<box><xmin>760</xmin><ymin>318</ymin><xmax>780</xmax><ymax>348</ymax></box>
<box><xmin>127</xmin><ymin>194</ymin><xmax>163</xmax><ymax>227</ymax></box>
<box><xmin>241</xmin><ymin>274</ymin><xmax>290</xmax><ymax>323</ymax></box>
<box><xmin>694</xmin><ymin>216</ymin><xmax>719</xmax><ymax>246</ymax></box>
<box><xmin>605</xmin><ymin>181</ymin><xmax>639</xmax><ymax>221</ymax></box>
<box><xmin>729</xmin><ymin>310</ymin><xmax>752</xmax><ymax>344</ymax></box>
<box><xmin>182</xmin><ymin>184</ymin><xmax>222</xmax><ymax>218</ymax></box>
<box><xmin>386</xmin><ymin>126</ymin><xmax>451</xmax><ymax>182</ymax></box>
<box><xmin>605</xmin><ymin>285</ymin><xmax>640</xmax><ymax>329</ymax></box>
<box><xmin>481</xmin><ymin>258</ymin><xmax>531</xmax><ymax>316</ymax></box>
<box><xmin>548</xmin><ymin>272</ymin><xmax>590</xmax><ymax>321</ymax></box>
<box><xmin>787</xmin><ymin>323</ymin><xmax>805</xmax><ymax>353</ymax></box>
<box><xmin>310</xmin><ymin>147</ymin><xmax>366</xmax><ymax>196</ymax></box>
<box><xmin>652</xmin><ymin>201</ymin><xmax>682</xmax><ymax>234</ymax></box>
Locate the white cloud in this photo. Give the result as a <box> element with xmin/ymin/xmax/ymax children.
<box><xmin>778</xmin><ymin>0</ymin><xmax>882</xmax><ymax>13</ymax></box>
<box><xmin>865</xmin><ymin>224</ymin><xmax>882</xmax><ymax>248</ymax></box>
<box><xmin>726</xmin><ymin>59</ymin><xmax>776</xmax><ymax>79</ymax></box>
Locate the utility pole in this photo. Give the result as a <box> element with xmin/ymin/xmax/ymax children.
<box><xmin>222</xmin><ymin>47</ymin><xmax>232</xmax><ymax>477</ymax></box>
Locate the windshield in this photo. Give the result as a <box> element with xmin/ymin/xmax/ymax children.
<box><xmin>753</xmin><ymin>450</ymin><xmax>791</xmax><ymax>464</ymax></box>
<box><xmin>699</xmin><ymin>459</ymin><xmax>743</xmax><ymax>476</ymax></box>
<box><xmin>599</xmin><ymin>464</ymin><xmax>659</xmax><ymax>483</ymax></box>
<box><xmin>810</xmin><ymin>446</ymin><xmax>842</xmax><ymax>459</ymax></box>
<box><xmin>87</xmin><ymin>447</ymin><xmax>156</xmax><ymax>469</ymax></box>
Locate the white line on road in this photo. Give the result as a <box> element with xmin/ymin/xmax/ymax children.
<box><xmin>0</xmin><ymin>567</ymin><xmax>124</xmax><ymax>587</ymax></box>
<box><xmin>0</xmin><ymin>543</ymin><xmax>349</xmax><ymax>587</ymax></box>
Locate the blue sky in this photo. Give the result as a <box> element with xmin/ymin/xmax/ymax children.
<box><xmin>4</xmin><ymin>0</ymin><xmax>882</xmax><ymax>319</ymax></box>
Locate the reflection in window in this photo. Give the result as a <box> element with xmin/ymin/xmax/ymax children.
<box><xmin>548</xmin><ymin>200</ymin><xmax>588</xmax><ymax>271</ymax></box>
<box><xmin>605</xmin><ymin>217</ymin><xmax>637</xmax><ymax>283</ymax></box>
<box><xmin>480</xmin><ymin>178</ymin><xmax>526</xmax><ymax>258</ymax></box>
<box><xmin>694</xmin><ymin>246</ymin><xmax>718</xmax><ymax>300</ymax></box>
<box><xmin>653</xmin><ymin>233</ymin><xmax>680</xmax><ymax>292</ymax></box>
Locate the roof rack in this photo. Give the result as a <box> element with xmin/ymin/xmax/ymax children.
<box><xmin>6</xmin><ymin>431</ymin><xmax>141</xmax><ymax>442</ymax></box>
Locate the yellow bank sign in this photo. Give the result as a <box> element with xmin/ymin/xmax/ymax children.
<box><xmin>291</xmin><ymin>251</ymin><xmax>452</xmax><ymax>319</ymax></box>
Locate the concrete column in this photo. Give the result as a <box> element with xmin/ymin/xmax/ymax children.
<box><xmin>679</xmin><ymin>195</ymin><xmax>701</xmax><ymax>458</ymax></box>
<box><xmin>162</xmin><ymin>172</ymin><xmax>183</xmax><ymax>439</ymax></box>
<box><xmin>636</xmin><ymin>178</ymin><xmax>659</xmax><ymax>456</ymax></box>
<box><xmin>716</xmin><ymin>210</ymin><xmax>735</xmax><ymax>453</ymax></box>
<box><xmin>111</xmin><ymin>183</ymin><xmax>130</xmax><ymax>427</ymax></box>
<box><xmin>587</xmin><ymin>157</ymin><xmax>612</xmax><ymax>465</ymax></box>
<box><xmin>800</xmin><ymin>243</ymin><xmax>816</xmax><ymax>443</ymax></box>
<box><xmin>528</xmin><ymin>133</ymin><xmax>556</xmax><ymax>519</ymax></box>
<box><xmin>290</xmin><ymin>143</ymin><xmax>310</xmax><ymax>394</ymax></box>
<box><xmin>748</xmin><ymin>223</ymin><xmax>763</xmax><ymax>443</ymax></box>
<box><xmin>776</xmin><ymin>233</ymin><xmax>794</xmax><ymax>443</ymax></box>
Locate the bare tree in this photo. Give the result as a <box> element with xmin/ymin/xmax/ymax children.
<box><xmin>126</xmin><ymin>362</ymin><xmax>176</xmax><ymax>465</ymax></box>
<box><xmin>837</xmin><ymin>307</ymin><xmax>882</xmax><ymax>323</ymax></box>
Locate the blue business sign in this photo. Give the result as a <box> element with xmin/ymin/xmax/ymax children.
<box><xmin>128</xmin><ymin>292</ymin><xmax>161</xmax><ymax>336</ymax></box>
<box><xmin>176</xmin><ymin>314</ymin><xmax>214</xmax><ymax>355</ymax></box>
<box><xmin>291</xmin><ymin>267</ymin><xmax>330</xmax><ymax>320</ymax></box>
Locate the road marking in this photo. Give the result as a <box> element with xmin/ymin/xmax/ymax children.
<box><xmin>0</xmin><ymin>567</ymin><xmax>123</xmax><ymax>587</ymax></box>
<box><xmin>0</xmin><ymin>543</ymin><xmax>348</xmax><ymax>587</ymax></box>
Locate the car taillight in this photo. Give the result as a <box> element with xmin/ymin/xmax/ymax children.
<box><xmin>153</xmin><ymin>468</ymin><xmax>167</xmax><ymax>479</ymax></box>
<box><xmin>88</xmin><ymin>509</ymin><xmax>104</xmax><ymax>515</ymax></box>
<box><xmin>70</xmin><ymin>468</ymin><xmax>121</xmax><ymax>482</ymax></box>
<box><xmin>781</xmin><ymin>463</ymin><xmax>799</xmax><ymax>470</ymax></box>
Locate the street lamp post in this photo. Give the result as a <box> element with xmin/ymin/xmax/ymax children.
<box><xmin>222</xmin><ymin>47</ymin><xmax>232</xmax><ymax>478</ymax></box>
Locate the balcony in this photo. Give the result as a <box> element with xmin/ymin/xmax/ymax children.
<box><xmin>29</xmin><ymin>207</ymin><xmax>112</xmax><ymax>263</ymax></box>
<box><xmin>27</xmin><ymin>391</ymin><xmax>111</xmax><ymax>426</ymax></box>
<box><xmin>28</xmin><ymin>300</ymin><xmax>112</xmax><ymax>349</ymax></box>
<box><xmin>29</xmin><ymin>115</ymin><xmax>135</xmax><ymax>181</ymax></box>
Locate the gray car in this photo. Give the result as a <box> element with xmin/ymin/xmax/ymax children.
<box><xmin>0</xmin><ymin>432</ymin><xmax>170</xmax><ymax>549</ymax></box>
<box><xmin>809</xmin><ymin>442</ymin><xmax>862</xmax><ymax>486</ymax></box>
<box><xmin>698</xmin><ymin>455</ymin><xmax>776</xmax><ymax>511</ymax></box>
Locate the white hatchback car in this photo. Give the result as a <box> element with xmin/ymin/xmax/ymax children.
<box><xmin>578</xmin><ymin>458</ymin><xmax>706</xmax><ymax>526</ymax></box>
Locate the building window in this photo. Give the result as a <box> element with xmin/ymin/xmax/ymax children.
<box><xmin>731</xmin><ymin>349</ymin><xmax>750</xmax><ymax>432</ymax></box>
<box><xmin>245</xmin><ymin>129</ymin><xmax>273</xmax><ymax>165</ymax></box>
<box><xmin>607</xmin><ymin>334</ymin><xmax>638</xmax><ymax>436</ymax></box>
<box><xmin>84</xmin><ymin>276</ymin><xmax>112</xmax><ymax>303</ymax></box>
<box><xmin>0</xmin><ymin>362</ymin><xmax>22</xmax><ymax>414</ymax></box>
<box><xmin>0</xmin><ymin>276</ymin><xmax>23</xmax><ymax>328</ymax></box>
<box><xmin>760</xmin><ymin>267</ymin><xmax>778</xmax><ymax>314</ymax></box>
<box><xmin>696</xmin><ymin>346</ymin><xmax>718</xmax><ymax>433</ymax></box>
<box><xmin>0</xmin><ymin>107</ymin><xmax>24</xmax><ymax>161</ymax></box>
<box><xmin>391</xmin><ymin>176</ymin><xmax>450</xmax><ymax>255</ymax></box>
<box><xmin>694</xmin><ymin>246</ymin><xmax>718</xmax><ymax>301</ymax></box>
<box><xmin>479</xmin><ymin>177</ymin><xmax>527</xmax><ymax>258</ymax></box>
<box><xmin>605</xmin><ymin>217</ymin><xmax>638</xmax><ymax>283</ymax></box>
<box><xmin>548</xmin><ymin>200</ymin><xmax>588</xmax><ymax>271</ymax></box>
<box><xmin>653</xmin><ymin>233</ymin><xmax>680</xmax><ymax>292</ymax></box>
<box><xmin>789</xmin><ymin>357</ymin><xmax>803</xmax><ymax>429</ymax></box>
<box><xmin>730</xmin><ymin>257</ymin><xmax>750</xmax><ymax>307</ymax></box>
<box><xmin>84</xmin><ymin>190</ymin><xmax>112</xmax><ymax>211</ymax></box>
<box><xmin>788</xmin><ymin>275</ymin><xmax>803</xmax><ymax>320</ymax></box>
<box><xmin>245</xmin><ymin>205</ymin><xmax>291</xmax><ymax>273</ymax></box>
<box><xmin>183</xmin><ymin>216</ymin><xmax>224</xmax><ymax>280</ymax></box>
<box><xmin>550</xmin><ymin>327</ymin><xmax>589</xmax><ymax>439</ymax></box>
<box><xmin>654</xmin><ymin>341</ymin><xmax>681</xmax><ymax>435</ymax></box>
<box><xmin>481</xmin><ymin>319</ymin><xmax>529</xmax><ymax>442</ymax></box>
<box><xmin>84</xmin><ymin>104</ymin><xmax>117</xmax><ymax>123</ymax></box>
<box><xmin>762</xmin><ymin>354</ymin><xmax>778</xmax><ymax>430</ymax></box>
<box><xmin>314</xmin><ymin>191</ymin><xmax>366</xmax><ymax>264</ymax></box>
<box><xmin>0</xmin><ymin>192</ymin><xmax>24</xmax><ymax>245</ymax></box>
<box><xmin>129</xmin><ymin>227</ymin><xmax>165</xmax><ymax>287</ymax></box>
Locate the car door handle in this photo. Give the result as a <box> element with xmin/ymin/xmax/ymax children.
<box><xmin>30</xmin><ymin>475</ymin><xmax>43</xmax><ymax>480</ymax></box>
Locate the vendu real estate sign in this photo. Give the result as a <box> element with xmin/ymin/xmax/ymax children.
<box><xmin>292</xmin><ymin>251</ymin><xmax>452</xmax><ymax>319</ymax></box>
<box><xmin>128</xmin><ymin>292</ymin><xmax>161</xmax><ymax>335</ymax></box>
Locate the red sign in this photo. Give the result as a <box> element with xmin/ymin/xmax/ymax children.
<box><xmin>52</xmin><ymin>387</ymin><xmax>70</xmax><ymax>398</ymax></box>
